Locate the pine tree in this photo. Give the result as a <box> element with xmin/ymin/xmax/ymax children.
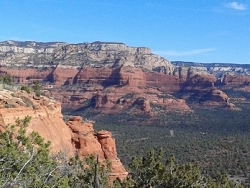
<box><xmin>67</xmin><ymin>154</ymin><xmax>111</xmax><ymax>188</ymax></box>
<box><xmin>122</xmin><ymin>148</ymin><xmax>243</xmax><ymax>188</ymax></box>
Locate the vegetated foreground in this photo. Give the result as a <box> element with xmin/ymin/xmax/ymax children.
<box><xmin>0</xmin><ymin>117</ymin><xmax>241</xmax><ymax>187</ymax></box>
<box><xmin>0</xmin><ymin>85</ymin><xmax>243</xmax><ymax>187</ymax></box>
<box><xmin>65</xmin><ymin>89</ymin><xmax>250</xmax><ymax>186</ymax></box>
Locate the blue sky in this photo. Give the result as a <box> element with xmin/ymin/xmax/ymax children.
<box><xmin>0</xmin><ymin>0</ymin><xmax>249</xmax><ymax>64</ymax></box>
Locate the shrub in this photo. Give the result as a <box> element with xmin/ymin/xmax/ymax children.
<box><xmin>21</xmin><ymin>86</ymin><xmax>31</xmax><ymax>94</ymax></box>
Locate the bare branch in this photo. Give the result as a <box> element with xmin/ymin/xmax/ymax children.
<box><xmin>13</xmin><ymin>147</ymin><xmax>35</xmax><ymax>182</ymax></box>
<box><xmin>43</xmin><ymin>166</ymin><xmax>60</xmax><ymax>185</ymax></box>
<box><xmin>1</xmin><ymin>175</ymin><xmax>10</xmax><ymax>188</ymax></box>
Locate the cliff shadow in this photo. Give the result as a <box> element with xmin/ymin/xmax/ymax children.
<box><xmin>45</xmin><ymin>63</ymin><xmax>59</xmax><ymax>83</ymax></box>
<box><xmin>72</xmin><ymin>96</ymin><xmax>96</xmax><ymax>112</ymax></box>
<box><xmin>72</xmin><ymin>67</ymin><xmax>84</xmax><ymax>85</ymax></box>
<box><xmin>101</xmin><ymin>67</ymin><xmax>121</xmax><ymax>87</ymax></box>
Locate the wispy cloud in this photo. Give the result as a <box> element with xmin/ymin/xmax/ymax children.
<box><xmin>146</xmin><ymin>2</ymin><xmax>214</xmax><ymax>12</ymax></box>
<box><xmin>225</xmin><ymin>2</ymin><xmax>247</xmax><ymax>10</ymax></box>
<box><xmin>154</xmin><ymin>48</ymin><xmax>216</xmax><ymax>57</ymax></box>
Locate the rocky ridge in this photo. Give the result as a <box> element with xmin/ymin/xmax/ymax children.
<box><xmin>0</xmin><ymin>41</ymin><xmax>238</xmax><ymax>112</ymax></box>
<box><xmin>0</xmin><ymin>40</ymin><xmax>173</xmax><ymax>74</ymax></box>
<box><xmin>172</xmin><ymin>61</ymin><xmax>250</xmax><ymax>80</ymax></box>
<box><xmin>0</xmin><ymin>89</ymin><xmax>127</xmax><ymax>180</ymax></box>
<box><xmin>172</xmin><ymin>61</ymin><xmax>250</xmax><ymax>94</ymax></box>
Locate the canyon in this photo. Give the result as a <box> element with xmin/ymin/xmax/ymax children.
<box><xmin>1</xmin><ymin>40</ymin><xmax>245</xmax><ymax>114</ymax></box>
<box><xmin>1</xmin><ymin>40</ymin><xmax>250</xmax><ymax>184</ymax></box>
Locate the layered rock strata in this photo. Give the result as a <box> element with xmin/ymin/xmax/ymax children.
<box><xmin>67</xmin><ymin>116</ymin><xmax>128</xmax><ymax>181</ymax></box>
<box><xmin>0</xmin><ymin>89</ymin><xmax>73</xmax><ymax>154</ymax></box>
<box><xmin>0</xmin><ymin>89</ymin><xmax>127</xmax><ymax>180</ymax></box>
<box><xmin>0</xmin><ymin>41</ymin><xmax>233</xmax><ymax>111</ymax></box>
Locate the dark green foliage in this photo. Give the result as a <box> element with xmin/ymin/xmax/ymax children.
<box><xmin>66</xmin><ymin>155</ymin><xmax>110</xmax><ymax>188</ymax></box>
<box><xmin>20</xmin><ymin>81</ymin><xmax>42</xmax><ymax>96</ymax></box>
<box><xmin>117</xmin><ymin>149</ymin><xmax>242</xmax><ymax>188</ymax></box>
<box><xmin>0</xmin><ymin>116</ymin><xmax>68</xmax><ymax>187</ymax></box>
<box><xmin>0</xmin><ymin>75</ymin><xmax>13</xmax><ymax>85</ymax></box>
<box><xmin>0</xmin><ymin>115</ymin><xmax>247</xmax><ymax>187</ymax></box>
<box><xmin>20</xmin><ymin>86</ymin><xmax>31</xmax><ymax>94</ymax></box>
<box><xmin>69</xmin><ymin>99</ymin><xmax>250</xmax><ymax>185</ymax></box>
<box><xmin>32</xmin><ymin>81</ymin><xmax>41</xmax><ymax>97</ymax></box>
<box><xmin>0</xmin><ymin>75</ymin><xmax>13</xmax><ymax>90</ymax></box>
<box><xmin>0</xmin><ymin>116</ymin><xmax>111</xmax><ymax>188</ymax></box>
<box><xmin>94</xmin><ymin>111</ymin><xmax>250</xmax><ymax>184</ymax></box>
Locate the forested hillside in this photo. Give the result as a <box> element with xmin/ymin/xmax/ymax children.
<box><xmin>66</xmin><ymin>89</ymin><xmax>250</xmax><ymax>186</ymax></box>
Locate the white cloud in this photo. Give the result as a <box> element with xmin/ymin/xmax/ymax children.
<box><xmin>225</xmin><ymin>2</ymin><xmax>247</xmax><ymax>10</ymax></box>
<box><xmin>154</xmin><ymin>48</ymin><xmax>216</xmax><ymax>57</ymax></box>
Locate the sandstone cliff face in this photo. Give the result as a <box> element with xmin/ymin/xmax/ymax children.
<box><xmin>0</xmin><ymin>89</ymin><xmax>73</xmax><ymax>154</ymax></box>
<box><xmin>0</xmin><ymin>40</ymin><xmax>232</xmax><ymax>111</ymax></box>
<box><xmin>172</xmin><ymin>61</ymin><xmax>250</xmax><ymax>88</ymax></box>
<box><xmin>0</xmin><ymin>40</ymin><xmax>174</xmax><ymax>88</ymax></box>
<box><xmin>119</xmin><ymin>67</ymin><xmax>146</xmax><ymax>87</ymax></box>
<box><xmin>222</xmin><ymin>74</ymin><xmax>250</xmax><ymax>85</ymax></box>
<box><xmin>187</xmin><ymin>74</ymin><xmax>216</xmax><ymax>88</ymax></box>
<box><xmin>0</xmin><ymin>89</ymin><xmax>128</xmax><ymax>180</ymax></box>
<box><xmin>67</xmin><ymin>116</ymin><xmax>128</xmax><ymax>181</ymax></box>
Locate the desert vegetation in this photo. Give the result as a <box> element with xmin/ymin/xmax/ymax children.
<box><xmin>20</xmin><ymin>81</ymin><xmax>42</xmax><ymax>97</ymax></box>
<box><xmin>64</xmin><ymin>89</ymin><xmax>250</xmax><ymax>186</ymax></box>
<box><xmin>0</xmin><ymin>116</ymin><xmax>111</xmax><ymax>188</ymax></box>
<box><xmin>0</xmin><ymin>116</ymin><xmax>244</xmax><ymax>187</ymax></box>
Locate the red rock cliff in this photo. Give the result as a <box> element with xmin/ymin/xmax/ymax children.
<box><xmin>0</xmin><ymin>89</ymin><xmax>128</xmax><ymax>180</ymax></box>
<box><xmin>0</xmin><ymin>41</ymin><xmax>232</xmax><ymax>111</ymax></box>
<box><xmin>67</xmin><ymin>116</ymin><xmax>128</xmax><ymax>181</ymax></box>
<box><xmin>0</xmin><ymin>89</ymin><xmax>73</xmax><ymax>154</ymax></box>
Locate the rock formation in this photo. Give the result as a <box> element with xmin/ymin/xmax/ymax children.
<box><xmin>67</xmin><ymin>116</ymin><xmax>128</xmax><ymax>181</ymax></box>
<box><xmin>0</xmin><ymin>89</ymin><xmax>128</xmax><ymax>180</ymax></box>
<box><xmin>0</xmin><ymin>40</ymin><xmax>173</xmax><ymax>72</ymax></box>
<box><xmin>172</xmin><ymin>61</ymin><xmax>250</xmax><ymax>78</ymax></box>
<box><xmin>222</xmin><ymin>74</ymin><xmax>250</xmax><ymax>86</ymax></box>
<box><xmin>0</xmin><ymin>89</ymin><xmax>73</xmax><ymax>154</ymax></box>
<box><xmin>0</xmin><ymin>40</ymin><xmax>234</xmax><ymax>112</ymax></box>
<box><xmin>172</xmin><ymin>61</ymin><xmax>250</xmax><ymax>87</ymax></box>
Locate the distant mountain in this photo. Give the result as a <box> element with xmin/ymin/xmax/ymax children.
<box><xmin>172</xmin><ymin>61</ymin><xmax>250</xmax><ymax>78</ymax></box>
<box><xmin>1</xmin><ymin>40</ymin><xmax>249</xmax><ymax>114</ymax></box>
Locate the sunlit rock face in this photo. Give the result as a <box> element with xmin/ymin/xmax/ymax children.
<box><xmin>0</xmin><ymin>40</ymin><xmax>235</xmax><ymax>112</ymax></box>
<box><xmin>0</xmin><ymin>89</ymin><xmax>73</xmax><ymax>154</ymax></box>
<box><xmin>0</xmin><ymin>90</ymin><xmax>128</xmax><ymax>181</ymax></box>
<box><xmin>67</xmin><ymin>116</ymin><xmax>128</xmax><ymax>181</ymax></box>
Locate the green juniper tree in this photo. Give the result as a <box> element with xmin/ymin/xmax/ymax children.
<box><xmin>115</xmin><ymin>148</ymin><xmax>243</xmax><ymax>188</ymax></box>
<box><xmin>20</xmin><ymin>86</ymin><xmax>31</xmax><ymax>94</ymax></box>
<box><xmin>32</xmin><ymin>81</ymin><xmax>42</xmax><ymax>97</ymax></box>
<box><xmin>0</xmin><ymin>116</ymin><xmax>112</xmax><ymax>188</ymax></box>
<box><xmin>66</xmin><ymin>154</ymin><xmax>111</xmax><ymax>188</ymax></box>
<box><xmin>0</xmin><ymin>75</ymin><xmax>13</xmax><ymax>90</ymax></box>
<box><xmin>0</xmin><ymin>116</ymin><xmax>244</xmax><ymax>187</ymax></box>
<box><xmin>0</xmin><ymin>116</ymin><xmax>69</xmax><ymax>188</ymax></box>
